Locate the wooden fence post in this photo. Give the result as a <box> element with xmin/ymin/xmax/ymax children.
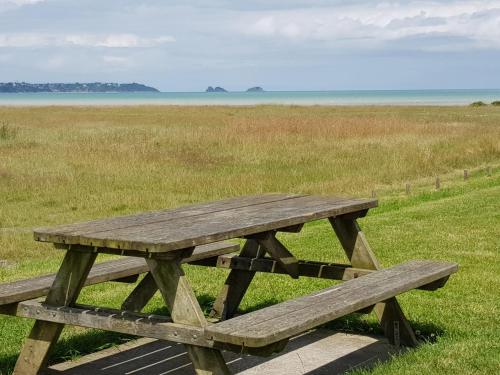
<box><xmin>405</xmin><ymin>184</ymin><xmax>410</xmax><ymax>195</ymax></box>
<box><xmin>464</xmin><ymin>169</ymin><xmax>469</xmax><ymax>180</ymax></box>
<box><xmin>435</xmin><ymin>176</ymin><xmax>440</xmax><ymax>190</ymax></box>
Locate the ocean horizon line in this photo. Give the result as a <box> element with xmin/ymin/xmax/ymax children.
<box><xmin>1</xmin><ymin>88</ymin><xmax>499</xmax><ymax>107</ymax></box>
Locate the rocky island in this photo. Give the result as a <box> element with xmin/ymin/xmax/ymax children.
<box><xmin>206</xmin><ymin>86</ymin><xmax>228</xmax><ymax>93</ymax></box>
<box><xmin>246</xmin><ymin>86</ymin><xmax>265</xmax><ymax>92</ymax></box>
<box><xmin>0</xmin><ymin>82</ymin><xmax>159</xmax><ymax>93</ymax></box>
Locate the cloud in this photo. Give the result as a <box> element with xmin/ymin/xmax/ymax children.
<box><xmin>65</xmin><ymin>34</ymin><xmax>175</xmax><ymax>48</ymax></box>
<box><xmin>239</xmin><ymin>1</ymin><xmax>500</xmax><ymax>50</ymax></box>
<box><xmin>0</xmin><ymin>0</ymin><xmax>44</xmax><ymax>5</ymax></box>
<box><xmin>0</xmin><ymin>0</ymin><xmax>45</xmax><ymax>12</ymax></box>
<box><xmin>0</xmin><ymin>33</ymin><xmax>175</xmax><ymax>48</ymax></box>
<box><xmin>102</xmin><ymin>55</ymin><xmax>129</xmax><ymax>64</ymax></box>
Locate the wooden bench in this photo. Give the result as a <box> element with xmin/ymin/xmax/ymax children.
<box><xmin>205</xmin><ymin>260</ymin><xmax>458</xmax><ymax>348</ymax></box>
<box><xmin>12</xmin><ymin>259</ymin><xmax>457</xmax><ymax>356</ymax></box>
<box><xmin>0</xmin><ymin>241</ymin><xmax>239</xmax><ymax>314</ymax></box>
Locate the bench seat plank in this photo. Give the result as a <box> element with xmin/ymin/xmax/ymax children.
<box><xmin>0</xmin><ymin>241</ymin><xmax>238</xmax><ymax>306</ymax></box>
<box><xmin>204</xmin><ymin>260</ymin><xmax>458</xmax><ymax>347</ymax></box>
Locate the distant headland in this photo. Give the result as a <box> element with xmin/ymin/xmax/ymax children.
<box><xmin>0</xmin><ymin>82</ymin><xmax>159</xmax><ymax>93</ymax></box>
<box><xmin>206</xmin><ymin>86</ymin><xmax>228</xmax><ymax>93</ymax></box>
<box><xmin>205</xmin><ymin>86</ymin><xmax>265</xmax><ymax>93</ymax></box>
<box><xmin>246</xmin><ymin>87</ymin><xmax>264</xmax><ymax>92</ymax></box>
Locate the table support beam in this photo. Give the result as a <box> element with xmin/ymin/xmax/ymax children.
<box><xmin>146</xmin><ymin>257</ymin><xmax>230</xmax><ymax>375</ymax></box>
<box><xmin>210</xmin><ymin>239</ymin><xmax>263</xmax><ymax>320</ymax></box>
<box><xmin>329</xmin><ymin>216</ymin><xmax>418</xmax><ymax>347</ymax></box>
<box><xmin>249</xmin><ymin>232</ymin><xmax>300</xmax><ymax>279</ymax></box>
<box><xmin>121</xmin><ymin>272</ymin><xmax>158</xmax><ymax>312</ymax></box>
<box><xmin>12</xmin><ymin>250</ymin><xmax>97</xmax><ymax>375</ymax></box>
<box><xmin>216</xmin><ymin>255</ymin><xmax>373</xmax><ymax>281</ymax></box>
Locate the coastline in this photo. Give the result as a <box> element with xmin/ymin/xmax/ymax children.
<box><xmin>1</xmin><ymin>89</ymin><xmax>499</xmax><ymax>107</ymax></box>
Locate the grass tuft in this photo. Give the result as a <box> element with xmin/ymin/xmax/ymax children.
<box><xmin>469</xmin><ymin>101</ymin><xmax>487</xmax><ymax>107</ymax></box>
<box><xmin>0</xmin><ymin>122</ymin><xmax>17</xmax><ymax>141</ymax></box>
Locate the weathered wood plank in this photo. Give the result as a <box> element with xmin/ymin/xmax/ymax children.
<box><xmin>0</xmin><ymin>242</ymin><xmax>238</xmax><ymax>307</ymax></box>
<box><xmin>12</xmin><ymin>251</ymin><xmax>97</xmax><ymax>375</ymax></box>
<box><xmin>15</xmin><ymin>300</ymin><xmax>287</xmax><ymax>358</ymax></box>
<box><xmin>16</xmin><ymin>300</ymin><xmax>212</xmax><ymax>347</ymax></box>
<box><xmin>204</xmin><ymin>260</ymin><xmax>458</xmax><ymax>347</ymax></box>
<box><xmin>34</xmin><ymin>194</ymin><xmax>303</xmax><ymax>244</ymax></box>
<box><xmin>36</xmin><ymin>196</ymin><xmax>377</xmax><ymax>253</ymax></box>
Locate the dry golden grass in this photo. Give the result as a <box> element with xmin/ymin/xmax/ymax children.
<box><xmin>1</xmin><ymin>105</ymin><xmax>499</xmax><ymax>262</ymax></box>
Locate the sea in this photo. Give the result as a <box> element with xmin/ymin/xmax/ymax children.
<box><xmin>1</xmin><ymin>89</ymin><xmax>499</xmax><ymax>106</ymax></box>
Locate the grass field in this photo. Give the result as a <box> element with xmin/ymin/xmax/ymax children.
<box><xmin>0</xmin><ymin>105</ymin><xmax>499</xmax><ymax>374</ymax></box>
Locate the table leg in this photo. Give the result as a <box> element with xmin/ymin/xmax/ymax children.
<box><xmin>13</xmin><ymin>250</ymin><xmax>97</xmax><ymax>375</ymax></box>
<box><xmin>146</xmin><ymin>257</ymin><xmax>230</xmax><ymax>375</ymax></box>
<box><xmin>210</xmin><ymin>239</ymin><xmax>262</xmax><ymax>320</ymax></box>
<box><xmin>329</xmin><ymin>216</ymin><xmax>418</xmax><ymax>347</ymax></box>
<box><xmin>121</xmin><ymin>272</ymin><xmax>158</xmax><ymax>312</ymax></box>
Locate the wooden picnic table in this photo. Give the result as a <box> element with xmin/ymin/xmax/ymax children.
<box><xmin>5</xmin><ymin>194</ymin><xmax>458</xmax><ymax>375</ymax></box>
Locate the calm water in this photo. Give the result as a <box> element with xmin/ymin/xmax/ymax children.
<box><xmin>1</xmin><ymin>89</ymin><xmax>499</xmax><ymax>106</ymax></box>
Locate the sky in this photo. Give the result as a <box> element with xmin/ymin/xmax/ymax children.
<box><xmin>0</xmin><ymin>0</ymin><xmax>500</xmax><ymax>91</ymax></box>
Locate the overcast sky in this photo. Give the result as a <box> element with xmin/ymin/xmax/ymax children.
<box><xmin>1</xmin><ymin>0</ymin><xmax>499</xmax><ymax>91</ymax></box>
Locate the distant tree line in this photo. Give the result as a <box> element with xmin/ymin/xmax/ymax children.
<box><xmin>0</xmin><ymin>82</ymin><xmax>159</xmax><ymax>93</ymax></box>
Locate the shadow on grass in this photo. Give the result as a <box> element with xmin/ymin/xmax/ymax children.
<box><xmin>323</xmin><ymin>314</ymin><xmax>444</xmax><ymax>343</ymax></box>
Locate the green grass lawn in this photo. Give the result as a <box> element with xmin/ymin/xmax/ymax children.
<box><xmin>0</xmin><ymin>171</ymin><xmax>498</xmax><ymax>374</ymax></box>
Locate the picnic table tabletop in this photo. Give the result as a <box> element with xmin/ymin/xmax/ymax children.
<box><xmin>34</xmin><ymin>194</ymin><xmax>377</xmax><ymax>252</ymax></box>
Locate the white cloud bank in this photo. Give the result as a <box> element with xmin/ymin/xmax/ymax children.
<box><xmin>0</xmin><ymin>0</ymin><xmax>44</xmax><ymax>5</ymax></box>
<box><xmin>0</xmin><ymin>0</ymin><xmax>45</xmax><ymax>12</ymax></box>
<box><xmin>240</xmin><ymin>1</ymin><xmax>500</xmax><ymax>50</ymax></box>
<box><xmin>0</xmin><ymin>33</ymin><xmax>175</xmax><ymax>48</ymax></box>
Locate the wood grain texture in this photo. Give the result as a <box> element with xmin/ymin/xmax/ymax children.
<box><xmin>0</xmin><ymin>242</ymin><xmax>238</xmax><ymax>307</ymax></box>
<box><xmin>34</xmin><ymin>195</ymin><xmax>377</xmax><ymax>253</ymax></box>
<box><xmin>17</xmin><ymin>300</ymin><xmax>212</xmax><ymax>348</ymax></box>
<box><xmin>204</xmin><ymin>260</ymin><xmax>458</xmax><ymax>347</ymax></box>
<box><xmin>35</xmin><ymin>194</ymin><xmax>302</xmax><ymax>245</ymax></box>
